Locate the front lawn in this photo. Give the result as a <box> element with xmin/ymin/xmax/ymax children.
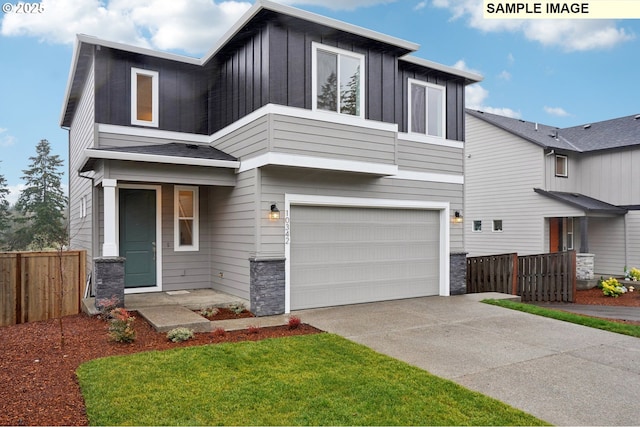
<box><xmin>77</xmin><ymin>334</ymin><xmax>547</xmax><ymax>426</ymax></box>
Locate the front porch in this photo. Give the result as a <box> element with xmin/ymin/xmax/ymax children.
<box><xmin>82</xmin><ymin>288</ymin><xmax>288</xmax><ymax>332</ymax></box>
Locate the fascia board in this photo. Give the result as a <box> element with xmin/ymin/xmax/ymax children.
<box><xmin>83</xmin><ymin>148</ymin><xmax>240</xmax><ymax>169</ymax></box>
<box><xmin>401</xmin><ymin>55</ymin><xmax>483</xmax><ymax>83</ymax></box>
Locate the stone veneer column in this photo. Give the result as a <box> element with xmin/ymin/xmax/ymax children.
<box><xmin>576</xmin><ymin>253</ymin><xmax>595</xmax><ymax>281</ymax></box>
<box><xmin>449</xmin><ymin>252</ymin><xmax>468</xmax><ymax>295</ymax></box>
<box><xmin>249</xmin><ymin>257</ymin><xmax>285</xmax><ymax>317</ymax></box>
<box><xmin>94</xmin><ymin>257</ymin><xmax>126</xmax><ymax>310</ymax></box>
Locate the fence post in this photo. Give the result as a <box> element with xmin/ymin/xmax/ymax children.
<box><xmin>15</xmin><ymin>253</ymin><xmax>21</xmax><ymax>325</ymax></box>
<box><xmin>511</xmin><ymin>253</ymin><xmax>518</xmax><ymax>295</ymax></box>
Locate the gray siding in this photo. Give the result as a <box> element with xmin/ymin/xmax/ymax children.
<box><xmin>103</xmin><ymin>160</ymin><xmax>236</xmax><ymax>187</ymax></box>
<box><xmin>68</xmin><ymin>55</ymin><xmax>95</xmax><ymax>273</ymax></box>
<box><xmin>212</xmin><ymin>115</ymin><xmax>270</xmax><ymax>159</ymax></box>
<box><xmin>208</xmin><ymin>170</ymin><xmax>258</xmax><ymax>299</ymax></box>
<box><xmin>627</xmin><ymin>211</ymin><xmax>640</xmax><ymax>272</ymax></box>
<box><xmin>465</xmin><ymin>115</ymin><xmax>582</xmax><ymax>257</ymax></box>
<box><xmin>161</xmin><ymin>184</ymin><xmax>212</xmax><ymax>291</ymax></box>
<box><xmin>397</xmin><ymin>139</ymin><xmax>463</xmax><ymax>174</ymax></box>
<box><xmin>589</xmin><ymin>216</ymin><xmax>626</xmax><ymax>275</ymax></box>
<box><xmin>270</xmin><ymin>114</ymin><xmax>396</xmax><ymax>165</ymax></box>
<box><xmin>258</xmin><ymin>167</ymin><xmax>464</xmax><ymax>257</ymax></box>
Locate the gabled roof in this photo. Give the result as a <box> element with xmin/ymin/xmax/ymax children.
<box><xmin>467</xmin><ymin>109</ymin><xmax>640</xmax><ymax>153</ymax></box>
<box><xmin>534</xmin><ymin>189</ymin><xmax>628</xmax><ymax>215</ymax></box>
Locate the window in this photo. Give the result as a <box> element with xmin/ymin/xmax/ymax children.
<box><xmin>408</xmin><ymin>79</ymin><xmax>445</xmax><ymax>138</ymax></box>
<box><xmin>473</xmin><ymin>220</ymin><xmax>482</xmax><ymax>232</ymax></box>
<box><xmin>565</xmin><ymin>217</ymin><xmax>574</xmax><ymax>250</ymax></box>
<box><xmin>174</xmin><ymin>186</ymin><xmax>199</xmax><ymax>251</ymax></box>
<box><xmin>555</xmin><ymin>154</ymin><xmax>568</xmax><ymax>177</ymax></box>
<box><xmin>312</xmin><ymin>43</ymin><xmax>365</xmax><ymax>118</ymax></box>
<box><xmin>131</xmin><ymin>68</ymin><xmax>159</xmax><ymax>127</ymax></box>
<box><xmin>80</xmin><ymin>195</ymin><xmax>87</xmax><ymax>218</ymax></box>
<box><xmin>493</xmin><ymin>220</ymin><xmax>503</xmax><ymax>232</ymax></box>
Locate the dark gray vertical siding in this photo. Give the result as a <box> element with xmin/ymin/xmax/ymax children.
<box><xmin>94</xmin><ymin>48</ymin><xmax>207</xmax><ymax>134</ymax></box>
<box><xmin>398</xmin><ymin>62</ymin><xmax>466</xmax><ymax>142</ymax></box>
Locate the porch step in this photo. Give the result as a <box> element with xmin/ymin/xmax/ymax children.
<box><xmin>137</xmin><ymin>305</ymin><xmax>212</xmax><ymax>333</ymax></box>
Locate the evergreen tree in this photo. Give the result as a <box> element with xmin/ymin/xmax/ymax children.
<box><xmin>317</xmin><ymin>72</ymin><xmax>338</xmax><ymax>112</ymax></box>
<box><xmin>0</xmin><ymin>161</ymin><xmax>10</xmax><ymax>248</ymax></box>
<box><xmin>15</xmin><ymin>139</ymin><xmax>67</xmax><ymax>250</ymax></box>
<box><xmin>340</xmin><ymin>66</ymin><xmax>360</xmax><ymax>116</ymax></box>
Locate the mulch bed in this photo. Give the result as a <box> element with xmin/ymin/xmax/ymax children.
<box><xmin>0</xmin><ymin>312</ymin><xmax>321</xmax><ymax>426</ymax></box>
<box><xmin>1</xmin><ymin>288</ymin><xmax>638</xmax><ymax>426</ymax></box>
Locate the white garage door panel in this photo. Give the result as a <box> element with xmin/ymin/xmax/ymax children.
<box><xmin>290</xmin><ymin>205</ymin><xmax>440</xmax><ymax>310</ymax></box>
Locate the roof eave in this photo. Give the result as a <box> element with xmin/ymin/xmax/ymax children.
<box><xmin>401</xmin><ymin>55</ymin><xmax>483</xmax><ymax>84</ymax></box>
<box><xmin>82</xmin><ymin>148</ymin><xmax>240</xmax><ymax>169</ymax></box>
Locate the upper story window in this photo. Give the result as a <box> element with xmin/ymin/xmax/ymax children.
<box><xmin>131</xmin><ymin>68</ymin><xmax>159</xmax><ymax>127</ymax></box>
<box><xmin>408</xmin><ymin>79</ymin><xmax>445</xmax><ymax>138</ymax></box>
<box><xmin>555</xmin><ymin>154</ymin><xmax>568</xmax><ymax>177</ymax></box>
<box><xmin>312</xmin><ymin>43</ymin><xmax>365</xmax><ymax>118</ymax></box>
<box><xmin>174</xmin><ymin>186</ymin><xmax>199</xmax><ymax>251</ymax></box>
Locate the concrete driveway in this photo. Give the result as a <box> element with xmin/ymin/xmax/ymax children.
<box><xmin>295</xmin><ymin>293</ymin><xmax>640</xmax><ymax>426</ymax></box>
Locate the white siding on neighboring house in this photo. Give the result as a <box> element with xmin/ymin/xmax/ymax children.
<box><xmin>68</xmin><ymin>56</ymin><xmax>95</xmax><ymax>274</ymax></box>
<box><xmin>589</xmin><ymin>216</ymin><xmax>626</xmax><ymax>275</ymax></box>
<box><xmin>566</xmin><ymin>150</ymin><xmax>640</xmax><ymax>206</ymax></box>
<box><xmin>465</xmin><ymin>115</ymin><xmax>582</xmax><ymax>257</ymax></box>
<box><xmin>626</xmin><ymin>211</ymin><xmax>640</xmax><ymax>272</ymax></box>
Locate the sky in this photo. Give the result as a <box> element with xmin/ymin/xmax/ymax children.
<box><xmin>0</xmin><ymin>0</ymin><xmax>638</xmax><ymax>205</ymax></box>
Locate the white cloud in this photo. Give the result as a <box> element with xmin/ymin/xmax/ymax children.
<box><xmin>465</xmin><ymin>84</ymin><xmax>521</xmax><ymax>119</ymax></box>
<box><xmin>507</xmin><ymin>53</ymin><xmax>514</xmax><ymax>65</ymax></box>
<box><xmin>1</xmin><ymin>0</ymin><xmax>252</xmax><ymax>54</ymax></box>
<box><xmin>498</xmin><ymin>70</ymin><xmax>511</xmax><ymax>80</ymax></box>
<box><xmin>432</xmin><ymin>0</ymin><xmax>634</xmax><ymax>51</ymax></box>
<box><xmin>276</xmin><ymin>0</ymin><xmax>397</xmax><ymax>10</ymax></box>
<box><xmin>451</xmin><ymin>59</ymin><xmax>481</xmax><ymax>75</ymax></box>
<box><xmin>0</xmin><ymin>128</ymin><xmax>16</xmax><ymax>147</ymax></box>
<box><xmin>6</xmin><ymin>184</ymin><xmax>25</xmax><ymax>206</ymax></box>
<box><xmin>544</xmin><ymin>106</ymin><xmax>570</xmax><ymax>117</ymax></box>
<box><xmin>414</xmin><ymin>1</ymin><xmax>427</xmax><ymax>11</ymax></box>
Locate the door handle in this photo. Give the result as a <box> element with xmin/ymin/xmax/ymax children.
<box><xmin>152</xmin><ymin>241</ymin><xmax>156</xmax><ymax>261</ymax></box>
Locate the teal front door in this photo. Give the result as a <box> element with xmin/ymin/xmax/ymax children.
<box><xmin>119</xmin><ymin>188</ymin><xmax>157</xmax><ymax>288</ymax></box>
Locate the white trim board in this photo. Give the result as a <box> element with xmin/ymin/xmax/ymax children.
<box><xmin>283</xmin><ymin>194</ymin><xmax>450</xmax><ymax>313</ymax></box>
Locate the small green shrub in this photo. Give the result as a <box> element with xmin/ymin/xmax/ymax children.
<box><xmin>200</xmin><ymin>307</ymin><xmax>219</xmax><ymax>318</ymax></box>
<box><xmin>108</xmin><ymin>308</ymin><xmax>136</xmax><ymax>343</ymax></box>
<box><xmin>626</xmin><ymin>267</ymin><xmax>640</xmax><ymax>281</ymax></box>
<box><xmin>228</xmin><ymin>302</ymin><xmax>245</xmax><ymax>315</ymax></box>
<box><xmin>167</xmin><ymin>327</ymin><xmax>194</xmax><ymax>342</ymax></box>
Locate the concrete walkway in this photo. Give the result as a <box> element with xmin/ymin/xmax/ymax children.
<box><xmin>295</xmin><ymin>293</ymin><xmax>640</xmax><ymax>426</ymax></box>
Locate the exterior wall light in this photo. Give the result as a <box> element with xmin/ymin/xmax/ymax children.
<box><xmin>452</xmin><ymin>210</ymin><xmax>463</xmax><ymax>224</ymax></box>
<box><xmin>269</xmin><ymin>204</ymin><xmax>280</xmax><ymax>220</ymax></box>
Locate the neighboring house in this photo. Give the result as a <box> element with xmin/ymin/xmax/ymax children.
<box><xmin>60</xmin><ymin>0</ymin><xmax>482</xmax><ymax>315</ymax></box>
<box><xmin>465</xmin><ymin>109</ymin><xmax>640</xmax><ymax>277</ymax></box>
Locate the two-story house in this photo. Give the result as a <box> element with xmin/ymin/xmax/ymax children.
<box><xmin>465</xmin><ymin>109</ymin><xmax>640</xmax><ymax>278</ymax></box>
<box><xmin>60</xmin><ymin>0</ymin><xmax>482</xmax><ymax>316</ymax></box>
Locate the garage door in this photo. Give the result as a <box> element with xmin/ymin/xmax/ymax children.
<box><xmin>290</xmin><ymin>205</ymin><xmax>440</xmax><ymax>310</ymax></box>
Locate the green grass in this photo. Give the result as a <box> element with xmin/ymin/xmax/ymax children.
<box><xmin>77</xmin><ymin>334</ymin><xmax>547</xmax><ymax>426</ymax></box>
<box><xmin>483</xmin><ymin>299</ymin><xmax>640</xmax><ymax>338</ymax></box>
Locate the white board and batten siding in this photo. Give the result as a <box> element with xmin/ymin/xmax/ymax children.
<box><xmin>465</xmin><ymin>115</ymin><xmax>583</xmax><ymax>257</ymax></box>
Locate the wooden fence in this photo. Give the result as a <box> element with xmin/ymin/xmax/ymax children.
<box><xmin>0</xmin><ymin>250</ymin><xmax>86</xmax><ymax>327</ymax></box>
<box><xmin>467</xmin><ymin>251</ymin><xmax>576</xmax><ymax>303</ymax></box>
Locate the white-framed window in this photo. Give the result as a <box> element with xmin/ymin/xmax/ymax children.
<box><xmin>80</xmin><ymin>195</ymin><xmax>87</xmax><ymax>218</ymax></box>
<box><xmin>555</xmin><ymin>154</ymin><xmax>568</xmax><ymax>177</ymax></box>
<box><xmin>312</xmin><ymin>43</ymin><xmax>365</xmax><ymax>118</ymax></box>
<box><xmin>174</xmin><ymin>186</ymin><xmax>199</xmax><ymax>251</ymax></box>
<box><xmin>565</xmin><ymin>217</ymin><xmax>574</xmax><ymax>250</ymax></box>
<box><xmin>493</xmin><ymin>219</ymin><xmax>503</xmax><ymax>232</ymax></box>
<box><xmin>408</xmin><ymin>78</ymin><xmax>446</xmax><ymax>138</ymax></box>
<box><xmin>473</xmin><ymin>220</ymin><xmax>482</xmax><ymax>232</ymax></box>
<box><xmin>131</xmin><ymin>68</ymin><xmax>159</xmax><ymax>127</ymax></box>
